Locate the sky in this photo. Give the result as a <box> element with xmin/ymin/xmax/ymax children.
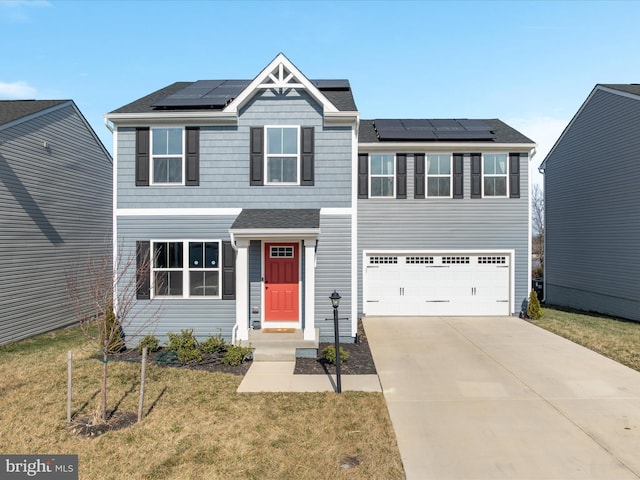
<box><xmin>2</xmin><ymin>0</ymin><xmax>640</xmax><ymax>187</ymax></box>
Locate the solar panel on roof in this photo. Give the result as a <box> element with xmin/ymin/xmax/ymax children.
<box><xmin>374</xmin><ymin>119</ymin><xmax>496</xmax><ymax>141</ymax></box>
<box><xmin>153</xmin><ymin>80</ymin><xmax>250</xmax><ymax>108</ymax></box>
<box><xmin>312</xmin><ymin>79</ymin><xmax>350</xmax><ymax>90</ymax></box>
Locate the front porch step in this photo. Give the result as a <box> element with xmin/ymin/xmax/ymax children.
<box><xmin>248</xmin><ymin>328</ymin><xmax>319</xmax><ymax>362</ymax></box>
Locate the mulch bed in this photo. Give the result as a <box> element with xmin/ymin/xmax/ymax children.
<box><xmin>294</xmin><ymin>318</ymin><xmax>377</xmax><ymax>375</ymax></box>
<box><xmin>107</xmin><ymin>348</ymin><xmax>253</xmax><ymax>376</ymax></box>
<box><xmin>106</xmin><ymin>318</ymin><xmax>377</xmax><ymax>376</ymax></box>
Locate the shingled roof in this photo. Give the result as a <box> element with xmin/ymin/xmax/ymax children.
<box><xmin>0</xmin><ymin>100</ymin><xmax>68</xmax><ymax>127</ymax></box>
<box><xmin>110</xmin><ymin>80</ymin><xmax>357</xmax><ymax>114</ymax></box>
<box><xmin>599</xmin><ymin>84</ymin><xmax>640</xmax><ymax>96</ymax></box>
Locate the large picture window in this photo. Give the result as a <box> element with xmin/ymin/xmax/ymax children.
<box><xmin>483</xmin><ymin>153</ymin><xmax>508</xmax><ymax>197</ymax></box>
<box><xmin>152</xmin><ymin>240</ymin><xmax>221</xmax><ymax>298</ymax></box>
<box><xmin>427</xmin><ymin>154</ymin><xmax>451</xmax><ymax>197</ymax></box>
<box><xmin>151</xmin><ymin>128</ymin><xmax>183</xmax><ymax>184</ymax></box>
<box><xmin>266</xmin><ymin>126</ymin><xmax>299</xmax><ymax>184</ymax></box>
<box><xmin>370</xmin><ymin>154</ymin><xmax>395</xmax><ymax>197</ymax></box>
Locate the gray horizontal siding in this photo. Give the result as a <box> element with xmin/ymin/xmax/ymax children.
<box><xmin>116</xmin><ymin>216</ymin><xmax>237</xmax><ymax>344</ymax></box>
<box><xmin>544</xmin><ymin>89</ymin><xmax>640</xmax><ymax>320</ymax></box>
<box><xmin>117</xmin><ymin>89</ymin><xmax>352</xmax><ymax>210</ymax></box>
<box><xmin>0</xmin><ymin>104</ymin><xmax>112</xmax><ymax>345</ymax></box>
<box><xmin>315</xmin><ymin>214</ymin><xmax>352</xmax><ymax>340</ymax></box>
<box><xmin>357</xmin><ymin>153</ymin><xmax>530</xmax><ymax>315</ymax></box>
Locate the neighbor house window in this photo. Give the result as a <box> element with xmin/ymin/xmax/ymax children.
<box><xmin>483</xmin><ymin>153</ymin><xmax>508</xmax><ymax>197</ymax></box>
<box><xmin>266</xmin><ymin>126</ymin><xmax>299</xmax><ymax>184</ymax></box>
<box><xmin>427</xmin><ymin>154</ymin><xmax>451</xmax><ymax>197</ymax></box>
<box><xmin>151</xmin><ymin>128</ymin><xmax>183</xmax><ymax>184</ymax></box>
<box><xmin>370</xmin><ymin>154</ymin><xmax>395</xmax><ymax>197</ymax></box>
<box><xmin>152</xmin><ymin>240</ymin><xmax>221</xmax><ymax>298</ymax></box>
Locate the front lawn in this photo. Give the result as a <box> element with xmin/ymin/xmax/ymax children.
<box><xmin>0</xmin><ymin>327</ymin><xmax>404</xmax><ymax>480</ymax></box>
<box><xmin>531</xmin><ymin>306</ymin><xmax>640</xmax><ymax>372</ymax></box>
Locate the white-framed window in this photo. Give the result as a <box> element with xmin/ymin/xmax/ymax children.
<box><xmin>151</xmin><ymin>127</ymin><xmax>184</xmax><ymax>185</ymax></box>
<box><xmin>266</xmin><ymin>126</ymin><xmax>299</xmax><ymax>184</ymax></box>
<box><xmin>370</xmin><ymin>153</ymin><xmax>395</xmax><ymax>197</ymax></box>
<box><xmin>483</xmin><ymin>153</ymin><xmax>508</xmax><ymax>197</ymax></box>
<box><xmin>427</xmin><ymin>154</ymin><xmax>452</xmax><ymax>197</ymax></box>
<box><xmin>152</xmin><ymin>240</ymin><xmax>221</xmax><ymax>298</ymax></box>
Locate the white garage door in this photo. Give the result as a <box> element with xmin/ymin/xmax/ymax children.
<box><xmin>365</xmin><ymin>253</ymin><xmax>511</xmax><ymax>316</ymax></box>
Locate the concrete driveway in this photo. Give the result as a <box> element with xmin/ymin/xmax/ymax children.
<box><xmin>364</xmin><ymin>316</ymin><xmax>640</xmax><ymax>480</ymax></box>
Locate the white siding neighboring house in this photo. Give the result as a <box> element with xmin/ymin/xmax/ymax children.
<box><xmin>540</xmin><ymin>84</ymin><xmax>640</xmax><ymax>321</ymax></box>
<box><xmin>0</xmin><ymin>100</ymin><xmax>112</xmax><ymax>345</ymax></box>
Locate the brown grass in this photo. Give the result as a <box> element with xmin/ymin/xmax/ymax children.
<box><xmin>0</xmin><ymin>327</ymin><xmax>404</xmax><ymax>480</ymax></box>
<box><xmin>531</xmin><ymin>306</ymin><xmax>640</xmax><ymax>372</ymax></box>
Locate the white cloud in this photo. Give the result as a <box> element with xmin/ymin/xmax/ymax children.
<box><xmin>506</xmin><ymin>116</ymin><xmax>569</xmax><ymax>187</ymax></box>
<box><xmin>0</xmin><ymin>0</ymin><xmax>51</xmax><ymax>22</ymax></box>
<box><xmin>0</xmin><ymin>81</ymin><xmax>38</xmax><ymax>99</ymax></box>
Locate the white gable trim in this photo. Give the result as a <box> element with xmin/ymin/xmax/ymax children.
<box><xmin>223</xmin><ymin>53</ymin><xmax>339</xmax><ymax>115</ymax></box>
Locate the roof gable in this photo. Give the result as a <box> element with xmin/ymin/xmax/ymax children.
<box><xmin>0</xmin><ymin>100</ymin><xmax>68</xmax><ymax>128</ymax></box>
<box><xmin>223</xmin><ymin>53</ymin><xmax>340</xmax><ymax>115</ymax></box>
<box><xmin>540</xmin><ymin>84</ymin><xmax>640</xmax><ymax>172</ymax></box>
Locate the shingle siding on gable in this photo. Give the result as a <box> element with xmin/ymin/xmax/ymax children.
<box><xmin>116</xmin><ymin>89</ymin><xmax>351</xmax><ymax>209</ymax></box>
<box><xmin>544</xmin><ymin>89</ymin><xmax>640</xmax><ymax>320</ymax></box>
<box><xmin>0</xmin><ymin>104</ymin><xmax>112</xmax><ymax>345</ymax></box>
<box><xmin>357</xmin><ymin>153</ymin><xmax>530</xmax><ymax>315</ymax></box>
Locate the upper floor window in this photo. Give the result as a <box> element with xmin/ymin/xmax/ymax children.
<box><xmin>151</xmin><ymin>128</ymin><xmax>183</xmax><ymax>184</ymax></box>
<box><xmin>427</xmin><ymin>154</ymin><xmax>451</xmax><ymax>197</ymax></box>
<box><xmin>370</xmin><ymin>154</ymin><xmax>395</xmax><ymax>197</ymax></box>
<box><xmin>483</xmin><ymin>153</ymin><xmax>508</xmax><ymax>197</ymax></box>
<box><xmin>152</xmin><ymin>240</ymin><xmax>221</xmax><ymax>298</ymax></box>
<box><xmin>266</xmin><ymin>126</ymin><xmax>299</xmax><ymax>184</ymax></box>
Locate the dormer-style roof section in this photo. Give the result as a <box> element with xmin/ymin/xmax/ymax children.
<box><xmin>106</xmin><ymin>54</ymin><xmax>358</xmax><ymax>127</ymax></box>
<box><xmin>0</xmin><ymin>100</ymin><xmax>68</xmax><ymax>129</ymax></box>
<box><xmin>224</xmin><ymin>53</ymin><xmax>341</xmax><ymax>115</ymax></box>
<box><xmin>359</xmin><ymin>118</ymin><xmax>534</xmax><ymax>145</ymax></box>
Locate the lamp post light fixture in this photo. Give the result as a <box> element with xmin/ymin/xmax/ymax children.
<box><xmin>329</xmin><ymin>290</ymin><xmax>342</xmax><ymax>393</ymax></box>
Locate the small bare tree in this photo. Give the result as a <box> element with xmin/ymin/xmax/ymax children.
<box><xmin>67</xmin><ymin>242</ymin><xmax>161</xmax><ymax>424</ymax></box>
<box><xmin>532</xmin><ymin>184</ymin><xmax>545</xmax><ymax>277</ymax></box>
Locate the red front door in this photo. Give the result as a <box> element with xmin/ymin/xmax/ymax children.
<box><xmin>264</xmin><ymin>243</ymin><xmax>299</xmax><ymax>322</ymax></box>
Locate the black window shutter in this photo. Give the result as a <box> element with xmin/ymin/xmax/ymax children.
<box><xmin>413</xmin><ymin>154</ymin><xmax>425</xmax><ymax>199</ymax></box>
<box><xmin>358</xmin><ymin>153</ymin><xmax>369</xmax><ymax>198</ymax></box>
<box><xmin>471</xmin><ymin>153</ymin><xmax>482</xmax><ymax>198</ymax></box>
<box><xmin>135</xmin><ymin>128</ymin><xmax>150</xmax><ymax>186</ymax></box>
<box><xmin>396</xmin><ymin>154</ymin><xmax>407</xmax><ymax>199</ymax></box>
<box><xmin>250</xmin><ymin>127</ymin><xmax>264</xmax><ymax>186</ymax></box>
<box><xmin>509</xmin><ymin>153</ymin><xmax>520</xmax><ymax>198</ymax></box>
<box><xmin>222</xmin><ymin>241</ymin><xmax>236</xmax><ymax>300</ymax></box>
<box><xmin>300</xmin><ymin>127</ymin><xmax>314</xmax><ymax>186</ymax></box>
<box><xmin>453</xmin><ymin>154</ymin><xmax>464</xmax><ymax>199</ymax></box>
<box><xmin>185</xmin><ymin>127</ymin><xmax>200</xmax><ymax>186</ymax></box>
<box><xmin>136</xmin><ymin>241</ymin><xmax>151</xmax><ymax>300</ymax></box>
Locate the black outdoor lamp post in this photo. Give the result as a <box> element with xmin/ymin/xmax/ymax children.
<box><xmin>329</xmin><ymin>290</ymin><xmax>342</xmax><ymax>393</ymax></box>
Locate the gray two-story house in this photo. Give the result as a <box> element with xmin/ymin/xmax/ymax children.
<box><xmin>540</xmin><ymin>84</ymin><xmax>640</xmax><ymax>321</ymax></box>
<box><xmin>105</xmin><ymin>54</ymin><xmax>535</xmax><ymax>346</ymax></box>
<box><xmin>1</xmin><ymin>100</ymin><xmax>112</xmax><ymax>345</ymax></box>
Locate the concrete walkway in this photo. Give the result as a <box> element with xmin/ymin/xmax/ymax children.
<box><xmin>237</xmin><ymin>360</ymin><xmax>382</xmax><ymax>393</ymax></box>
<box><xmin>364</xmin><ymin>316</ymin><xmax>640</xmax><ymax>480</ymax></box>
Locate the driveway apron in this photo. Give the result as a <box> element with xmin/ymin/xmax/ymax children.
<box><xmin>364</xmin><ymin>316</ymin><xmax>640</xmax><ymax>480</ymax></box>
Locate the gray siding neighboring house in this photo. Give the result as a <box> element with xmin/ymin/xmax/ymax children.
<box><xmin>0</xmin><ymin>100</ymin><xmax>112</xmax><ymax>345</ymax></box>
<box><xmin>105</xmin><ymin>53</ymin><xmax>534</xmax><ymax>348</ymax></box>
<box><xmin>540</xmin><ymin>84</ymin><xmax>640</xmax><ymax>321</ymax></box>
